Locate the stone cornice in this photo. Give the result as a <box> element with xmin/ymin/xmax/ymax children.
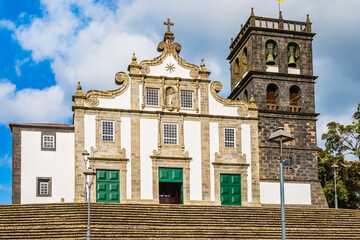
<box><xmin>150</xmin><ymin>155</ymin><xmax>192</xmax><ymax>161</ymax></box>
<box><xmin>212</xmin><ymin>162</ymin><xmax>250</xmax><ymax>167</ymax></box>
<box><xmin>129</xmin><ymin>73</ymin><xmax>211</xmax><ymax>83</ymax></box>
<box><xmin>72</xmin><ymin>105</ymin><xmax>260</xmax><ymax>121</ymax></box>
<box><xmin>228</xmin><ymin>70</ymin><xmax>318</xmax><ymax>99</ymax></box>
<box><xmin>88</xmin><ymin>157</ymin><xmax>129</xmax><ymax>162</ymax></box>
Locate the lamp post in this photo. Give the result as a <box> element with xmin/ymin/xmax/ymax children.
<box><xmin>268</xmin><ymin>127</ymin><xmax>294</xmax><ymax>240</ymax></box>
<box><xmin>83</xmin><ymin>167</ymin><xmax>96</xmax><ymax>240</ymax></box>
<box><xmin>331</xmin><ymin>164</ymin><xmax>339</xmax><ymax>209</ymax></box>
<box><xmin>82</xmin><ymin>151</ymin><xmax>90</xmax><ymax>201</ymax></box>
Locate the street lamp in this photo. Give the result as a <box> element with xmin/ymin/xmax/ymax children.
<box><xmin>268</xmin><ymin>127</ymin><xmax>295</xmax><ymax>240</ymax></box>
<box><xmin>82</xmin><ymin>151</ymin><xmax>90</xmax><ymax>201</ymax></box>
<box><xmin>83</xmin><ymin>167</ymin><xmax>96</xmax><ymax>240</ymax></box>
<box><xmin>331</xmin><ymin>164</ymin><xmax>339</xmax><ymax>209</ymax></box>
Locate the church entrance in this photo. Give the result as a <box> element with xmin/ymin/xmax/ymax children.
<box><xmin>220</xmin><ymin>174</ymin><xmax>241</xmax><ymax>206</ymax></box>
<box><xmin>96</xmin><ymin>170</ymin><xmax>120</xmax><ymax>203</ymax></box>
<box><xmin>159</xmin><ymin>168</ymin><xmax>183</xmax><ymax>204</ymax></box>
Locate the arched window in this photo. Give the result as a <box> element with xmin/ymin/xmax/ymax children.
<box><xmin>289</xmin><ymin>86</ymin><xmax>300</xmax><ymax>106</ymax></box>
<box><xmin>265</xmin><ymin>40</ymin><xmax>277</xmax><ymax>66</ymax></box>
<box><xmin>267</xmin><ymin>84</ymin><xmax>278</xmax><ymax>105</ymax></box>
<box><xmin>240</xmin><ymin>48</ymin><xmax>248</xmax><ymax>76</ymax></box>
<box><xmin>288</xmin><ymin>43</ymin><xmax>300</xmax><ymax>68</ymax></box>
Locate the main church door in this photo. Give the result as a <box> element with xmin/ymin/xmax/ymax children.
<box><xmin>96</xmin><ymin>170</ymin><xmax>120</xmax><ymax>203</ymax></box>
<box><xmin>159</xmin><ymin>168</ymin><xmax>183</xmax><ymax>204</ymax></box>
<box><xmin>220</xmin><ymin>174</ymin><xmax>241</xmax><ymax>206</ymax></box>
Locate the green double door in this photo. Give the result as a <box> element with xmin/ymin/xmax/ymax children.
<box><xmin>96</xmin><ymin>170</ymin><xmax>120</xmax><ymax>203</ymax></box>
<box><xmin>159</xmin><ymin>168</ymin><xmax>183</xmax><ymax>204</ymax></box>
<box><xmin>220</xmin><ymin>174</ymin><xmax>241</xmax><ymax>206</ymax></box>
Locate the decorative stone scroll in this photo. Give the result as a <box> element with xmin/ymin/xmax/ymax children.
<box><xmin>210</xmin><ymin>81</ymin><xmax>258</xmax><ymax>117</ymax></box>
<box><xmin>84</xmin><ymin>72</ymin><xmax>130</xmax><ymax>105</ymax></box>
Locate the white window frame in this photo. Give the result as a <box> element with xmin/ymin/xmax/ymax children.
<box><xmin>101</xmin><ymin>120</ymin><xmax>114</xmax><ymax>142</ymax></box>
<box><xmin>163</xmin><ymin>123</ymin><xmax>178</xmax><ymax>145</ymax></box>
<box><xmin>180</xmin><ymin>90</ymin><xmax>193</xmax><ymax>109</ymax></box>
<box><xmin>224</xmin><ymin>128</ymin><xmax>236</xmax><ymax>148</ymax></box>
<box><xmin>43</xmin><ymin>135</ymin><xmax>54</xmax><ymax>148</ymax></box>
<box><xmin>146</xmin><ymin>88</ymin><xmax>159</xmax><ymax>106</ymax></box>
<box><xmin>39</xmin><ymin>182</ymin><xmax>48</xmax><ymax>195</ymax></box>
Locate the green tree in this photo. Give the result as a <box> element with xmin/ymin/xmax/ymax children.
<box><xmin>321</xmin><ymin>103</ymin><xmax>360</xmax><ymax>160</ymax></box>
<box><xmin>319</xmin><ymin>103</ymin><xmax>360</xmax><ymax>209</ymax></box>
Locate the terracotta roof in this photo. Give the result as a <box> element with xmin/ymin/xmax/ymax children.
<box><xmin>9</xmin><ymin>123</ymin><xmax>74</xmax><ymax>132</ymax></box>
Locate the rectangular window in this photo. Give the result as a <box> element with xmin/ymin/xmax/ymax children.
<box><xmin>224</xmin><ymin>128</ymin><xmax>235</xmax><ymax>148</ymax></box>
<box><xmin>180</xmin><ymin>90</ymin><xmax>193</xmax><ymax>108</ymax></box>
<box><xmin>43</xmin><ymin>135</ymin><xmax>54</xmax><ymax>148</ymax></box>
<box><xmin>40</xmin><ymin>182</ymin><xmax>48</xmax><ymax>195</ymax></box>
<box><xmin>36</xmin><ymin>177</ymin><xmax>52</xmax><ymax>197</ymax></box>
<box><xmin>163</xmin><ymin>123</ymin><xmax>178</xmax><ymax>145</ymax></box>
<box><xmin>146</xmin><ymin>88</ymin><xmax>159</xmax><ymax>106</ymax></box>
<box><xmin>102</xmin><ymin>121</ymin><xmax>114</xmax><ymax>142</ymax></box>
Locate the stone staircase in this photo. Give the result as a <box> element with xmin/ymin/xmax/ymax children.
<box><xmin>0</xmin><ymin>203</ymin><xmax>359</xmax><ymax>239</ymax></box>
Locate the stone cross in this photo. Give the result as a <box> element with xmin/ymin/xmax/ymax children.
<box><xmin>164</xmin><ymin>18</ymin><xmax>174</xmax><ymax>32</ymax></box>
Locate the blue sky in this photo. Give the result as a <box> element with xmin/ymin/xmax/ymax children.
<box><xmin>0</xmin><ymin>0</ymin><xmax>359</xmax><ymax>204</ymax></box>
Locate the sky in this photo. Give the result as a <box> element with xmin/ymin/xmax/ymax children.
<box><xmin>0</xmin><ymin>0</ymin><xmax>359</xmax><ymax>204</ymax></box>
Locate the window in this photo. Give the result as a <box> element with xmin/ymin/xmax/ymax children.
<box><xmin>224</xmin><ymin>128</ymin><xmax>235</xmax><ymax>148</ymax></box>
<box><xmin>146</xmin><ymin>88</ymin><xmax>159</xmax><ymax>106</ymax></box>
<box><xmin>102</xmin><ymin>121</ymin><xmax>114</xmax><ymax>142</ymax></box>
<box><xmin>180</xmin><ymin>90</ymin><xmax>193</xmax><ymax>108</ymax></box>
<box><xmin>40</xmin><ymin>182</ymin><xmax>48</xmax><ymax>195</ymax></box>
<box><xmin>163</xmin><ymin>123</ymin><xmax>177</xmax><ymax>145</ymax></box>
<box><xmin>36</xmin><ymin>177</ymin><xmax>52</xmax><ymax>197</ymax></box>
<box><xmin>43</xmin><ymin>135</ymin><xmax>54</xmax><ymax>148</ymax></box>
<box><xmin>266</xmin><ymin>84</ymin><xmax>278</xmax><ymax>104</ymax></box>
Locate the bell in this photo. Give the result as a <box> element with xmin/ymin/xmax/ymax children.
<box><xmin>266</xmin><ymin>53</ymin><xmax>276</xmax><ymax>65</ymax></box>
<box><xmin>288</xmin><ymin>55</ymin><xmax>296</xmax><ymax>67</ymax></box>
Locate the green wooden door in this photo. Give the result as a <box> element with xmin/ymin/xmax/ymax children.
<box><xmin>159</xmin><ymin>168</ymin><xmax>183</xmax><ymax>204</ymax></box>
<box><xmin>220</xmin><ymin>174</ymin><xmax>241</xmax><ymax>206</ymax></box>
<box><xmin>159</xmin><ymin>168</ymin><xmax>183</xmax><ymax>183</ymax></box>
<box><xmin>96</xmin><ymin>170</ymin><xmax>120</xmax><ymax>203</ymax></box>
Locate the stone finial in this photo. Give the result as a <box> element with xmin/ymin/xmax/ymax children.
<box><xmin>249</xmin><ymin>95</ymin><xmax>258</xmax><ymax>109</ymax></box>
<box><xmin>279</xmin><ymin>11</ymin><xmax>283</xmax><ymax>20</ymax></box>
<box><xmin>231</xmin><ymin>38</ymin><xmax>234</xmax><ymax>44</ymax></box>
<box><xmin>132</xmin><ymin>53</ymin><xmax>137</xmax><ymax>63</ymax></box>
<box><xmin>251</xmin><ymin>7</ymin><xmax>255</xmax><ymax>17</ymax></box>
<box><xmin>306</xmin><ymin>14</ymin><xmax>311</xmax><ymax>23</ymax></box>
<box><xmin>76</xmin><ymin>81</ymin><xmax>82</xmax><ymax>91</ymax></box>
<box><xmin>241</xmin><ymin>24</ymin><xmax>243</xmax><ymax>30</ymax></box>
<box><xmin>200</xmin><ymin>59</ymin><xmax>206</xmax><ymax>69</ymax></box>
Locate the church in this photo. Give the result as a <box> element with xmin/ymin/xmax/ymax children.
<box><xmin>9</xmin><ymin>10</ymin><xmax>328</xmax><ymax>208</ymax></box>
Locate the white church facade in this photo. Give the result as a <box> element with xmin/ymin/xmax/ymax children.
<box><xmin>10</xmin><ymin>13</ymin><xmax>328</xmax><ymax>207</ymax></box>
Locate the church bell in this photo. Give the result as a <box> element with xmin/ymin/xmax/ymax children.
<box><xmin>288</xmin><ymin>45</ymin><xmax>297</xmax><ymax>67</ymax></box>
<box><xmin>266</xmin><ymin>42</ymin><xmax>276</xmax><ymax>65</ymax></box>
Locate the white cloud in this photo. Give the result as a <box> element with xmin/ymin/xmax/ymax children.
<box><xmin>14</xmin><ymin>58</ymin><xmax>30</xmax><ymax>76</ymax></box>
<box><xmin>0</xmin><ymin>20</ymin><xmax>15</xmax><ymax>31</ymax></box>
<box><xmin>0</xmin><ymin>153</ymin><xmax>11</xmax><ymax>169</ymax></box>
<box><xmin>0</xmin><ymin>79</ymin><xmax>69</xmax><ymax>124</ymax></box>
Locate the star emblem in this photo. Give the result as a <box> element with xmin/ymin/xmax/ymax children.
<box><xmin>165</xmin><ymin>62</ymin><xmax>175</xmax><ymax>73</ymax></box>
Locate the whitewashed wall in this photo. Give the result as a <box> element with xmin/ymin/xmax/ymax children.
<box><xmin>184</xmin><ymin>121</ymin><xmax>202</xmax><ymax>201</ymax></box>
<box><xmin>21</xmin><ymin>131</ymin><xmax>74</xmax><ymax>204</ymax></box>
<box><xmin>260</xmin><ymin>182</ymin><xmax>311</xmax><ymax>205</ymax></box>
<box><xmin>208</xmin><ymin>89</ymin><xmax>239</xmax><ymax>116</ymax></box>
<box><xmin>140</xmin><ymin>118</ymin><xmax>158</xmax><ymax>199</ymax></box>
<box><xmin>241</xmin><ymin>124</ymin><xmax>252</xmax><ymax>203</ymax></box>
<box><xmin>95</xmin><ymin>87</ymin><xmax>131</xmax><ymax>109</ymax></box>
<box><xmin>148</xmin><ymin>55</ymin><xmax>191</xmax><ymax>78</ymax></box>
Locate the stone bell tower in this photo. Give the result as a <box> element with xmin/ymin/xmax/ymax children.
<box><xmin>228</xmin><ymin>9</ymin><xmax>328</xmax><ymax>207</ymax></box>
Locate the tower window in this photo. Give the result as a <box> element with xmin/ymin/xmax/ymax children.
<box><xmin>146</xmin><ymin>88</ymin><xmax>159</xmax><ymax>106</ymax></box>
<box><xmin>290</xmin><ymin>86</ymin><xmax>300</xmax><ymax>106</ymax></box>
<box><xmin>266</xmin><ymin>84</ymin><xmax>278</xmax><ymax>105</ymax></box>
<box><xmin>265</xmin><ymin>40</ymin><xmax>277</xmax><ymax>66</ymax></box>
<box><xmin>288</xmin><ymin>43</ymin><xmax>300</xmax><ymax>68</ymax></box>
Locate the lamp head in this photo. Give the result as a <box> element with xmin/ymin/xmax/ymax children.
<box><xmin>268</xmin><ymin>127</ymin><xmax>294</xmax><ymax>143</ymax></box>
<box><xmin>83</xmin><ymin>167</ymin><xmax>96</xmax><ymax>185</ymax></box>
<box><xmin>331</xmin><ymin>164</ymin><xmax>339</xmax><ymax>169</ymax></box>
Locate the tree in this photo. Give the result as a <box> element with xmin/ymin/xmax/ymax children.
<box><xmin>319</xmin><ymin>103</ymin><xmax>360</xmax><ymax>209</ymax></box>
<box><xmin>318</xmin><ymin>148</ymin><xmax>360</xmax><ymax>209</ymax></box>
<box><xmin>321</xmin><ymin>103</ymin><xmax>360</xmax><ymax>160</ymax></box>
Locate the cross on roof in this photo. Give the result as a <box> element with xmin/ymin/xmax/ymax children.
<box><xmin>164</xmin><ymin>18</ymin><xmax>174</xmax><ymax>32</ymax></box>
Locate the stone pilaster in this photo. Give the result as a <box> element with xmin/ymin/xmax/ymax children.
<box><xmin>131</xmin><ymin>115</ymin><xmax>141</xmax><ymax>199</ymax></box>
<box><xmin>250</xmin><ymin>121</ymin><xmax>261</xmax><ymax>205</ymax></box>
<box><xmin>74</xmin><ymin>109</ymin><xmax>85</xmax><ymax>202</ymax></box>
<box><xmin>201</xmin><ymin>119</ymin><xmax>210</xmax><ymax>200</ymax></box>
